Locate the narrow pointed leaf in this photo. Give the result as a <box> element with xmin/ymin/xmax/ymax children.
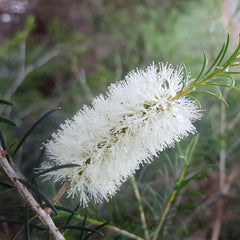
<box><xmin>223</xmin><ymin>38</ymin><xmax>240</xmax><ymax>68</ymax></box>
<box><xmin>0</xmin><ymin>126</ymin><xmax>6</xmax><ymax>150</ymax></box>
<box><xmin>18</xmin><ymin>179</ymin><xmax>58</xmax><ymax>215</ymax></box>
<box><xmin>188</xmin><ymin>164</ymin><xmax>218</xmax><ymax>174</ymax></box>
<box><xmin>175</xmin><ymin>173</ymin><xmax>202</xmax><ymax>194</ymax></box>
<box><xmin>218</xmin><ymin>73</ymin><xmax>235</xmax><ymax>86</ymax></box>
<box><xmin>0</xmin><ymin>126</ymin><xmax>10</xmax><ymax>161</ymax></box>
<box><xmin>180</xmin><ymin>63</ymin><xmax>188</xmax><ymax>92</ymax></box>
<box><xmin>192</xmin><ymin>90</ymin><xmax>229</xmax><ymax>107</ymax></box>
<box><xmin>217</xmin><ymin>33</ymin><xmax>230</xmax><ymax>66</ymax></box>
<box><xmin>13</xmin><ymin>107</ymin><xmax>61</xmax><ymax>157</ymax></box>
<box><xmin>204</xmin><ymin>41</ymin><xmax>226</xmax><ymax>76</ymax></box>
<box><xmin>185</xmin><ymin>135</ymin><xmax>198</xmax><ymax>164</ymax></box>
<box><xmin>0</xmin><ymin>99</ymin><xmax>13</xmax><ymax>105</ymax></box>
<box><xmin>202</xmin><ymin>84</ymin><xmax>222</xmax><ymax>98</ymax></box>
<box><xmin>31</xmin><ymin>163</ymin><xmax>80</xmax><ymax>180</ymax></box>
<box><xmin>80</xmin><ymin>212</ymin><xmax>88</xmax><ymax>240</ymax></box>
<box><xmin>11</xmin><ymin>225</ymin><xmax>25</xmax><ymax>240</ymax></box>
<box><xmin>65</xmin><ymin>202</ymin><xmax>81</xmax><ymax>226</ymax></box>
<box><xmin>0</xmin><ymin>181</ymin><xmax>14</xmax><ymax>188</ymax></box>
<box><xmin>187</xmin><ymin>95</ymin><xmax>202</xmax><ymax>109</ymax></box>
<box><xmin>84</xmin><ymin>222</ymin><xmax>109</xmax><ymax>240</ymax></box>
<box><xmin>195</xmin><ymin>52</ymin><xmax>207</xmax><ymax>82</ymax></box>
<box><xmin>226</xmin><ymin>71</ymin><xmax>240</xmax><ymax>74</ymax></box>
<box><xmin>35</xmin><ymin>147</ymin><xmax>45</xmax><ymax>169</ymax></box>
<box><xmin>41</xmin><ymin>205</ymin><xmax>77</xmax><ymax>215</ymax></box>
<box><xmin>0</xmin><ymin>117</ymin><xmax>16</xmax><ymax>126</ymax></box>
<box><xmin>0</xmin><ymin>219</ymin><xmax>45</xmax><ymax>230</ymax></box>
<box><xmin>0</xmin><ymin>188</ymin><xmax>16</xmax><ymax>195</ymax></box>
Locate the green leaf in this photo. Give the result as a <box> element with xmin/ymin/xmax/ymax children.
<box><xmin>0</xmin><ymin>219</ymin><xmax>45</xmax><ymax>230</ymax></box>
<box><xmin>13</xmin><ymin>107</ymin><xmax>61</xmax><ymax>157</ymax></box>
<box><xmin>188</xmin><ymin>164</ymin><xmax>218</xmax><ymax>174</ymax></box>
<box><xmin>204</xmin><ymin>41</ymin><xmax>226</xmax><ymax>76</ymax></box>
<box><xmin>53</xmin><ymin>206</ymin><xmax>77</xmax><ymax>215</ymax></box>
<box><xmin>195</xmin><ymin>52</ymin><xmax>208</xmax><ymax>82</ymax></box>
<box><xmin>175</xmin><ymin>173</ymin><xmax>202</xmax><ymax>193</ymax></box>
<box><xmin>201</xmin><ymin>84</ymin><xmax>222</xmax><ymax>98</ymax></box>
<box><xmin>222</xmin><ymin>37</ymin><xmax>240</xmax><ymax>69</ymax></box>
<box><xmin>0</xmin><ymin>188</ymin><xmax>16</xmax><ymax>195</ymax></box>
<box><xmin>0</xmin><ymin>125</ymin><xmax>10</xmax><ymax>162</ymax></box>
<box><xmin>217</xmin><ymin>73</ymin><xmax>235</xmax><ymax>86</ymax></box>
<box><xmin>113</xmin><ymin>200</ymin><xmax>124</xmax><ymax>224</ymax></box>
<box><xmin>65</xmin><ymin>202</ymin><xmax>80</xmax><ymax>226</ymax></box>
<box><xmin>211</xmin><ymin>81</ymin><xmax>240</xmax><ymax>93</ymax></box>
<box><xmin>0</xmin><ymin>99</ymin><xmax>13</xmax><ymax>105</ymax></box>
<box><xmin>181</xmin><ymin>191</ymin><xmax>205</xmax><ymax>198</ymax></box>
<box><xmin>180</xmin><ymin>64</ymin><xmax>188</xmax><ymax>92</ymax></box>
<box><xmin>226</xmin><ymin>71</ymin><xmax>240</xmax><ymax>74</ymax></box>
<box><xmin>42</xmin><ymin>205</ymin><xmax>78</xmax><ymax>216</ymax></box>
<box><xmin>187</xmin><ymin>95</ymin><xmax>202</xmax><ymax>109</ymax></box>
<box><xmin>31</xmin><ymin>163</ymin><xmax>80</xmax><ymax>180</ymax></box>
<box><xmin>217</xmin><ymin>33</ymin><xmax>230</xmax><ymax>66</ymax></box>
<box><xmin>18</xmin><ymin>179</ymin><xmax>58</xmax><ymax>215</ymax></box>
<box><xmin>164</xmin><ymin>153</ymin><xmax>177</xmax><ymax>180</ymax></box>
<box><xmin>35</xmin><ymin>147</ymin><xmax>45</xmax><ymax>168</ymax></box>
<box><xmin>0</xmin><ymin>117</ymin><xmax>16</xmax><ymax>126</ymax></box>
<box><xmin>188</xmin><ymin>156</ymin><xmax>204</xmax><ymax>168</ymax></box>
<box><xmin>185</xmin><ymin>135</ymin><xmax>199</xmax><ymax>164</ymax></box>
<box><xmin>11</xmin><ymin>224</ymin><xmax>25</xmax><ymax>240</ymax></box>
<box><xmin>83</xmin><ymin>222</ymin><xmax>109</xmax><ymax>240</ymax></box>
<box><xmin>0</xmin><ymin>126</ymin><xmax>7</xmax><ymax>150</ymax></box>
<box><xmin>0</xmin><ymin>181</ymin><xmax>14</xmax><ymax>189</ymax></box>
<box><xmin>80</xmin><ymin>212</ymin><xmax>88</xmax><ymax>240</ymax></box>
<box><xmin>192</xmin><ymin>90</ymin><xmax>229</xmax><ymax>107</ymax></box>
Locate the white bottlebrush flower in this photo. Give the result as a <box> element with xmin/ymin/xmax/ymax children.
<box><xmin>39</xmin><ymin>63</ymin><xmax>201</xmax><ymax>206</ymax></box>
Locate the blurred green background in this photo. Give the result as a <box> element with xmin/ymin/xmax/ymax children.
<box><xmin>1</xmin><ymin>0</ymin><xmax>240</xmax><ymax>239</ymax></box>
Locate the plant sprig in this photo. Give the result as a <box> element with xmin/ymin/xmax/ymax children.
<box><xmin>172</xmin><ymin>35</ymin><xmax>240</xmax><ymax>105</ymax></box>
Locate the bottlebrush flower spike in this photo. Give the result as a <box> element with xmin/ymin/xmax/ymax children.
<box><xmin>39</xmin><ymin>63</ymin><xmax>201</xmax><ymax>206</ymax></box>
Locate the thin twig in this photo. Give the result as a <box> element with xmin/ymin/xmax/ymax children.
<box><xmin>4</xmin><ymin>42</ymin><xmax>26</xmax><ymax>101</ymax></box>
<box><xmin>52</xmin><ymin>180</ymin><xmax>71</xmax><ymax>205</ymax></box>
<box><xmin>227</xmin><ymin>111</ymin><xmax>240</xmax><ymax>131</ymax></box>
<box><xmin>223</xmin><ymin>163</ymin><xmax>240</xmax><ymax>195</ymax></box>
<box><xmin>73</xmin><ymin>66</ymin><xmax>93</xmax><ymax>101</ymax></box>
<box><xmin>0</xmin><ymin>147</ymin><xmax>65</xmax><ymax>240</ymax></box>
<box><xmin>4</xmin><ymin>49</ymin><xmax>59</xmax><ymax>101</ymax></box>
<box><xmin>130</xmin><ymin>176</ymin><xmax>150</xmax><ymax>240</ymax></box>
<box><xmin>219</xmin><ymin>101</ymin><xmax>226</xmax><ymax>191</ymax></box>
<box><xmin>211</xmin><ymin>163</ymin><xmax>240</xmax><ymax>240</ymax></box>
<box><xmin>46</xmin><ymin>180</ymin><xmax>71</xmax><ymax>214</ymax></box>
<box><xmin>211</xmin><ymin>87</ymin><xmax>228</xmax><ymax>240</ymax></box>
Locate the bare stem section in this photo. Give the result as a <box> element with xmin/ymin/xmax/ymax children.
<box><xmin>45</xmin><ymin>180</ymin><xmax>71</xmax><ymax>215</ymax></box>
<box><xmin>131</xmin><ymin>176</ymin><xmax>150</xmax><ymax>240</ymax></box>
<box><xmin>52</xmin><ymin>180</ymin><xmax>71</xmax><ymax>205</ymax></box>
<box><xmin>0</xmin><ymin>148</ymin><xmax>65</xmax><ymax>240</ymax></box>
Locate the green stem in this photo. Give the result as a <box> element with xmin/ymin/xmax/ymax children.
<box><xmin>54</xmin><ymin>213</ymin><xmax>144</xmax><ymax>240</ymax></box>
<box><xmin>152</xmin><ymin>164</ymin><xmax>189</xmax><ymax>240</ymax></box>
<box><xmin>131</xmin><ymin>176</ymin><xmax>150</xmax><ymax>240</ymax></box>
<box><xmin>172</xmin><ymin>60</ymin><xmax>232</xmax><ymax>101</ymax></box>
